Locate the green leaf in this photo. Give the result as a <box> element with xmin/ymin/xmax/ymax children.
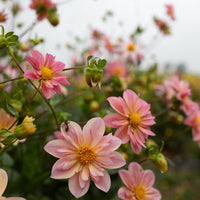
<box><xmin>6</xmin><ymin>102</ymin><xmax>19</xmax><ymax>117</ymax></box>
<box><xmin>0</xmin><ymin>130</ymin><xmax>13</xmax><ymax>137</ymax></box>
<box><xmin>5</xmin><ymin>31</ymin><xmax>14</xmax><ymax>38</ymax></box>
<box><xmin>8</xmin><ymin>34</ymin><xmax>18</xmax><ymax>41</ymax></box>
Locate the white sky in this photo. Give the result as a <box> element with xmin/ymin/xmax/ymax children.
<box><xmin>1</xmin><ymin>0</ymin><xmax>200</xmax><ymax>73</ymax></box>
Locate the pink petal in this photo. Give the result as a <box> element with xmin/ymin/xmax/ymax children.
<box><xmin>107</xmin><ymin>97</ymin><xmax>128</xmax><ymax>116</ymax></box>
<box><xmin>83</xmin><ymin>117</ymin><xmax>105</xmax><ymax>138</ymax></box>
<box><xmin>44</xmin><ymin>53</ymin><xmax>56</xmax><ymax>69</ymax></box>
<box><xmin>103</xmin><ymin>113</ymin><xmax>128</xmax><ymax>128</ymax></box>
<box><xmin>5</xmin><ymin>198</ymin><xmax>26</xmax><ymax>200</ymax></box>
<box><xmin>118</xmin><ymin>187</ymin><xmax>133</xmax><ymax>200</ymax></box>
<box><xmin>96</xmin><ymin>151</ymin><xmax>126</xmax><ymax>169</ymax></box>
<box><xmin>53</xmin><ymin>84</ymin><xmax>61</xmax><ymax>94</ymax></box>
<box><xmin>54</xmin><ymin>131</ymin><xmax>66</xmax><ymax>140</ymax></box>
<box><xmin>128</xmin><ymin>162</ymin><xmax>143</xmax><ymax>185</ymax></box>
<box><xmin>114</xmin><ymin>125</ymin><xmax>130</xmax><ymax>144</ymax></box>
<box><xmin>140</xmin><ymin>170</ymin><xmax>155</xmax><ymax>189</ymax></box>
<box><xmin>30</xmin><ymin>49</ymin><xmax>44</xmax><ymax>70</ymax></box>
<box><xmin>53</xmin><ymin>74</ymin><xmax>70</xmax><ymax>86</ymax></box>
<box><xmin>130</xmin><ymin>139</ymin><xmax>142</xmax><ymax>154</ymax></box>
<box><xmin>89</xmin><ymin>163</ymin><xmax>104</xmax><ymax>177</ymax></box>
<box><xmin>69</xmin><ymin>173</ymin><xmax>90</xmax><ymax>198</ymax></box>
<box><xmin>123</xmin><ymin>89</ymin><xmax>139</xmax><ymax>113</ymax></box>
<box><xmin>92</xmin><ymin>170</ymin><xmax>111</xmax><ymax>192</ymax></box>
<box><xmin>51</xmin><ymin>158</ymin><xmax>81</xmax><ymax>179</ymax></box>
<box><xmin>80</xmin><ymin>166</ymin><xmax>89</xmax><ymax>181</ymax></box>
<box><xmin>118</xmin><ymin>169</ymin><xmax>134</xmax><ymax>189</ymax></box>
<box><xmin>41</xmin><ymin>81</ymin><xmax>55</xmax><ymax>99</ymax></box>
<box><xmin>145</xmin><ymin>188</ymin><xmax>162</xmax><ymax>200</ymax></box>
<box><xmin>51</xmin><ymin>61</ymin><xmax>65</xmax><ymax>73</ymax></box>
<box><xmin>0</xmin><ymin>169</ymin><xmax>7</xmax><ymax>196</ymax></box>
<box><xmin>44</xmin><ymin>139</ymin><xmax>74</xmax><ymax>158</ymax></box>
<box><xmin>24</xmin><ymin>69</ymin><xmax>40</xmax><ymax>80</ymax></box>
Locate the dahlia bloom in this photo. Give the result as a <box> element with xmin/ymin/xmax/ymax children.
<box><xmin>104</xmin><ymin>89</ymin><xmax>155</xmax><ymax>154</ymax></box>
<box><xmin>29</xmin><ymin>0</ymin><xmax>56</xmax><ymax>21</ymax></box>
<box><xmin>165</xmin><ymin>4</ymin><xmax>175</xmax><ymax>21</ymax></box>
<box><xmin>118</xmin><ymin>162</ymin><xmax>161</xmax><ymax>200</ymax></box>
<box><xmin>0</xmin><ymin>109</ymin><xmax>16</xmax><ymax>142</ymax></box>
<box><xmin>105</xmin><ymin>61</ymin><xmax>127</xmax><ymax>79</ymax></box>
<box><xmin>0</xmin><ymin>168</ymin><xmax>25</xmax><ymax>200</ymax></box>
<box><xmin>24</xmin><ymin>50</ymin><xmax>70</xmax><ymax>99</ymax></box>
<box><xmin>155</xmin><ymin>74</ymin><xmax>191</xmax><ymax>104</ymax></box>
<box><xmin>44</xmin><ymin>117</ymin><xmax>126</xmax><ymax>198</ymax></box>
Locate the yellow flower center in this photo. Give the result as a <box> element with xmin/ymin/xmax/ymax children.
<box><xmin>41</xmin><ymin>67</ymin><xmax>53</xmax><ymax>80</ymax></box>
<box><xmin>133</xmin><ymin>185</ymin><xmax>145</xmax><ymax>200</ymax></box>
<box><xmin>127</xmin><ymin>43</ymin><xmax>135</xmax><ymax>51</ymax></box>
<box><xmin>129</xmin><ymin>113</ymin><xmax>141</xmax><ymax>128</ymax></box>
<box><xmin>77</xmin><ymin>146</ymin><xmax>95</xmax><ymax>165</ymax></box>
<box><xmin>114</xmin><ymin>67</ymin><xmax>122</xmax><ymax>75</ymax></box>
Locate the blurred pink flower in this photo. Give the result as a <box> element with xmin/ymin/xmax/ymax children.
<box><xmin>181</xmin><ymin>98</ymin><xmax>199</xmax><ymax>116</ymax></box>
<box><xmin>30</xmin><ymin>0</ymin><xmax>56</xmax><ymax>21</ymax></box>
<box><xmin>156</xmin><ymin>74</ymin><xmax>191</xmax><ymax>104</ymax></box>
<box><xmin>0</xmin><ymin>10</ymin><xmax>7</xmax><ymax>22</ymax></box>
<box><xmin>105</xmin><ymin>61</ymin><xmax>127</xmax><ymax>79</ymax></box>
<box><xmin>0</xmin><ymin>109</ymin><xmax>16</xmax><ymax>142</ymax></box>
<box><xmin>118</xmin><ymin>162</ymin><xmax>161</xmax><ymax>200</ymax></box>
<box><xmin>165</xmin><ymin>4</ymin><xmax>175</xmax><ymax>21</ymax></box>
<box><xmin>0</xmin><ymin>168</ymin><xmax>26</xmax><ymax>200</ymax></box>
<box><xmin>24</xmin><ymin>50</ymin><xmax>70</xmax><ymax>99</ymax></box>
<box><xmin>104</xmin><ymin>89</ymin><xmax>155</xmax><ymax>154</ymax></box>
<box><xmin>44</xmin><ymin>117</ymin><xmax>125</xmax><ymax>198</ymax></box>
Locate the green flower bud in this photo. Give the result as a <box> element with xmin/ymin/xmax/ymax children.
<box><xmin>85</xmin><ymin>68</ymin><xmax>103</xmax><ymax>88</ymax></box>
<box><xmin>14</xmin><ymin>116</ymin><xmax>36</xmax><ymax>139</ymax></box>
<box><xmin>152</xmin><ymin>153</ymin><xmax>168</xmax><ymax>173</ymax></box>
<box><xmin>48</xmin><ymin>12</ymin><xmax>59</xmax><ymax>26</ymax></box>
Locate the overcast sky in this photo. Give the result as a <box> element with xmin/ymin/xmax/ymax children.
<box><xmin>2</xmin><ymin>0</ymin><xmax>200</xmax><ymax>73</ymax></box>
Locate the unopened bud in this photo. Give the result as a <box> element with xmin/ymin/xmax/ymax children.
<box><xmin>85</xmin><ymin>68</ymin><xmax>103</xmax><ymax>88</ymax></box>
<box><xmin>90</xmin><ymin>101</ymin><xmax>99</xmax><ymax>111</ymax></box>
<box><xmin>152</xmin><ymin>153</ymin><xmax>168</xmax><ymax>173</ymax></box>
<box><xmin>14</xmin><ymin>116</ymin><xmax>36</xmax><ymax>139</ymax></box>
<box><xmin>48</xmin><ymin>12</ymin><xmax>59</xmax><ymax>26</ymax></box>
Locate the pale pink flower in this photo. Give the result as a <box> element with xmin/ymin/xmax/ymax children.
<box><xmin>24</xmin><ymin>50</ymin><xmax>70</xmax><ymax>99</ymax></box>
<box><xmin>44</xmin><ymin>117</ymin><xmax>126</xmax><ymax>198</ymax></box>
<box><xmin>0</xmin><ymin>168</ymin><xmax>26</xmax><ymax>200</ymax></box>
<box><xmin>165</xmin><ymin>4</ymin><xmax>175</xmax><ymax>21</ymax></box>
<box><xmin>181</xmin><ymin>98</ymin><xmax>199</xmax><ymax>116</ymax></box>
<box><xmin>118</xmin><ymin>162</ymin><xmax>161</xmax><ymax>200</ymax></box>
<box><xmin>105</xmin><ymin>61</ymin><xmax>127</xmax><ymax>79</ymax></box>
<box><xmin>0</xmin><ymin>109</ymin><xmax>16</xmax><ymax>142</ymax></box>
<box><xmin>104</xmin><ymin>89</ymin><xmax>155</xmax><ymax>154</ymax></box>
<box><xmin>156</xmin><ymin>74</ymin><xmax>191</xmax><ymax>104</ymax></box>
<box><xmin>30</xmin><ymin>0</ymin><xmax>56</xmax><ymax>21</ymax></box>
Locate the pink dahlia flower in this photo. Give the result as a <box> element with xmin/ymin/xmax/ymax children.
<box><xmin>165</xmin><ymin>4</ymin><xmax>175</xmax><ymax>21</ymax></box>
<box><xmin>30</xmin><ymin>0</ymin><xmax>56</xmax><ymax>21</ymax></box>
<box><xmin>0</xmin><ymin>168</ymin><xmax>26</xmax><ymax>200</ymax></box>
<box><xmin>44</xmin><ymin>117</ymin><xmax>126</xmax><ymax>198</ymax></box>
<box><xmin>104</xmin><ymin>89</ymin><xmax>155</xmax><ymax>154</ymax></box>
<box><xmin>24</xmin><ymin>50</ymin><xmax>70</xmax><ymax>99</ymax></box>
<box><xmin>118</xmin><ymin>162</ymin><xmax>161</xmax><ymax>200</ymax></box>
<box><xmin>105</xmin><ymin>61</ymin><xmax>127</xmax><ymax>79</ymax></box>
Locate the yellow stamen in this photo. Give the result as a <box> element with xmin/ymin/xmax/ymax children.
<box><xmin>127</xmin><ymin>43</ymin><xmax>135</xmax><ymax>51</ymax></box>
<box><xmin>129</xmin><ymin>113</ymin><xmax>141</xmax><ymax>128</ymax></box>
<box><xmin>114</xmin><ymin>67</ymin><xmax>122</xmax><ymax>75</ymax></box>
<box><xmin>41</xmin><ymin>67</ymin><xmax>53</xmax><ymax>80</ymax></box>
<box><xmin>133</xmin><ymin>185</ymin><xmax>145</xmax><ymax>200</ymax></box>
<box><xmin>77</xmin><ymin>146</ymin><xmax>95</xmax><ymax>165</ymax></box>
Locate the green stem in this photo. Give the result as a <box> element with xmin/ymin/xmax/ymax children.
<box><xmin>8</xmin><ymin>47</ymin><xmax>60</xmax><ymax>130</ymax></box>
<box><xmin>0</xmin><ymin>76</ymin><xmax>24</xmax><ymax>84</ymax></box>
<box><xmin>154</xmin><ymin>107</ymin><xmax>170</xmax><ymax>117</ymax></box>
<box><xmin>62</xmin><ymin>65</ymin><xmax>87</xmax><ymax>71</ymax></box>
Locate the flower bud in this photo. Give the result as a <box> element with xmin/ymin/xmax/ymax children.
<box><xmin>14</xmin><ymin>116</ymin><xmax>36</xmax><ymax>139</ymax></box>
<box><xmin>85</xmin><ymin>68</ymin><xmax>103</xmax><ymax>88</ymax></box>
<box><xmin>152</xmin><ymin>153</ymin><xmax>168</xmax><ymax>173</ymax></box>
<box><xmin>90</xmin><ymin>101</ymin><xmax>99</xmax><ymax>111</ymax></box>
<box><xmin>48</xmin><ymin>12</ymin><xmax>59</xmax><ymax>26</ymax></box>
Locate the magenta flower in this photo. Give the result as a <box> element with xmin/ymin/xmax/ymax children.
<box><xmin>24</xmin><ymin>50</ymin><xmax>70</xmax><ymax>99</ymax></box>
<box><xmin>118</xmin><ymin>162</ymin><xmax>161</xmax><ymax>200</ymax></box>
<box><xmin>30</xmin><ymin>0</ymin><xmax>56</xmax><ymax>21</ymax></box>
<box><xmin>104</xmin><ymin>89</ymin><xmax>155</xmax><ymax>154</ymax></box>
<box><xmin>105</xmin><ymin>61</ymin><xmax>127</xmax><ymax>79</ymax></box>
<box><xmin>0</xmin><ymin>168</ymin><xmax>26</xmax><ymax>200</ymax></box>
<box><xmin>44</xmin><ymin>117</ymin><xmax>126</xmax><ymax>198</ymax></box>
